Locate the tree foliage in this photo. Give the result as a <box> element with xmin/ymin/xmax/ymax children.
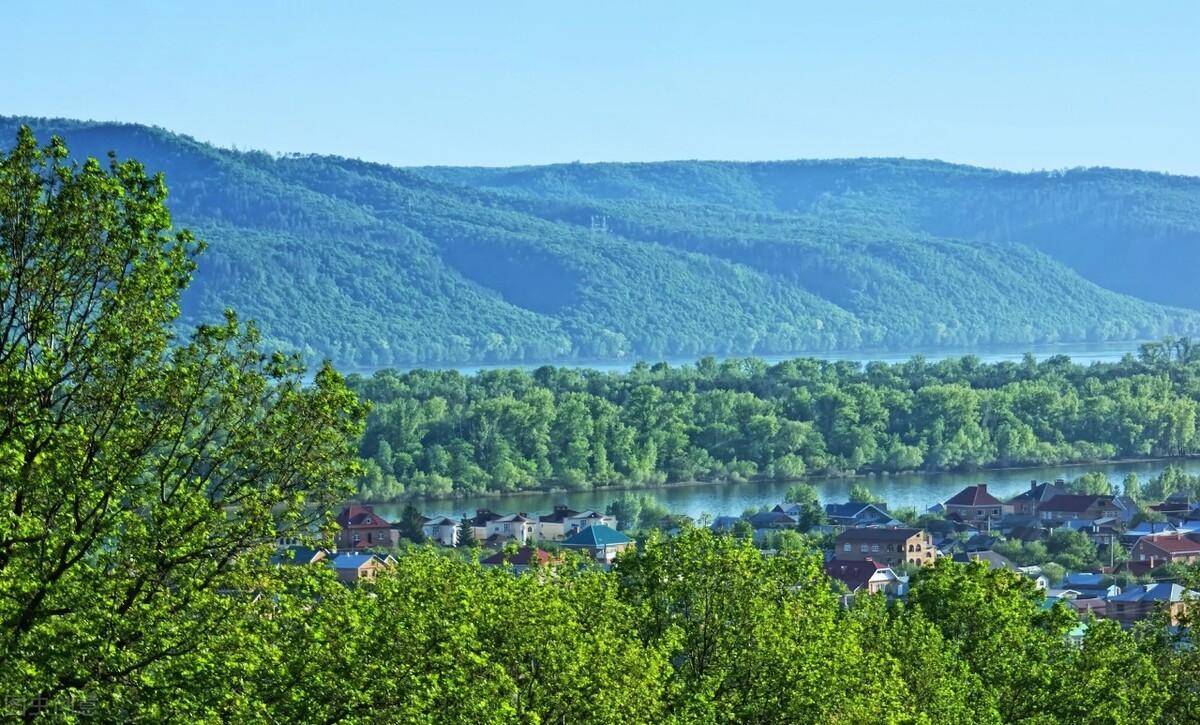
<box><xmin>350</xmin><ymin>350</ymin><xmax>1200</xmax><ymax>497</ymax></box>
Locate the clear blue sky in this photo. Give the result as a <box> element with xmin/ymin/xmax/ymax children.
<box><xmin>5</xmin><ymin>1</ymin><xmax>1198</xmax><ymax>172</ymax></box>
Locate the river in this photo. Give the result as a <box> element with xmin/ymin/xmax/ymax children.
<box><xmin>343</xmin><ymin>340</ymin><xmax>1147</xmax><ymax>378</ymax></box>
<box><xmin>377</xmin><ymin>458</ymin><xmax>1200</xmax><ymax>523</ymax></box>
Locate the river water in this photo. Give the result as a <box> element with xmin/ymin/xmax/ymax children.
<box><xmin>383</xmin><ymin>459</ymin><xmax>1200</xmax><ymax>522</ymax></box>
<box><xmin>344</xmin><ymin>340</ymin><xmax>1146</xmax><ymax>378</ymax></box>
<box><xmin>368</xmin><ymin>339</ymin><xmax>1174</xmax><ymax>521</ymax></box>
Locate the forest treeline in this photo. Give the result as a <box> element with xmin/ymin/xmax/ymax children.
<box><xmin>351</xmin><ymin>340</ymin><xmax>1200</xmax><ymax>499</ymax></box>
<box><xmin>4</xmin><ymin>116</ymin><xmax>1200</xmax><ymax>366</ymax></box>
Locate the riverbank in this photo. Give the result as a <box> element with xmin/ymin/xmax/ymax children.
<box><xmin>354</xmin><ymin>455</ymin><xmax>1196</xmax><ymax>508</ymax></box>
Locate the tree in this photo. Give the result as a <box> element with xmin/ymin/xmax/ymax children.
<box><xmin>0</xmin><ymin>128</ymin><xmax>366</xmax><ymax>717</ymax></box>
<box><xmin>849</xmin><ymin>483</ymin><xmax>882</xmax><ymax>504</ymax></box>
<box><xmin>784</xmin><ymin>483</ymin><xmax>826</xmax><ymax>530</ymax></box>
<box><xmin>1068</xmin><ymin>471</ymin><xmax>1113</xmax><ymax>495</ymax></box>
<box><xmin>397</xmin><ymin>503</ymin><xmax>426</xmax><ymax>543</ymax></box>
<box><xmin>458</xmin><ymin>517</ymin><xmax>477</xmax><ymax>548</ymax></box>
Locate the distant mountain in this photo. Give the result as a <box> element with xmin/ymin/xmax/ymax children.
<box><xmin>4</xmin><ymin>116</ymin><xmax>1200</xmax><ymax>367</ymax></box>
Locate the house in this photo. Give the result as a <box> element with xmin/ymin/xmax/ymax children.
<box><xmin>1018</xmin><ymin>566</ymin><xmax>1051</xmax><ymax>590</ymax></box>
<box><xmin>823</xmin><ymin>501</ymin><xmax>894</xmax><ymax>527</ymax></box>
<box><xmin>271</xmin><ymin>545</ymin><xmax>329</xmax><ymax>566</ymax></box>
<box><xmin>536</xmin><ymin>506</ymin><xmax>581</xmax><ymax>540</ymax></box>
<box><xmin>1060</xmin><ymin>572</ymin><xmax>1121</xmax><ymax>599</ymax></box>
<box><xmin>748</xmin><ymin>510</ymin><xmax>800</xmax><ymax>530</ymax></box>
<box><xmin>710</xmin><ymin>516</ymin><xmax>742</xmax><ymax>533</ymax></box>
<box><xmin>944</xmin><ymin>484</ymin><xmax>1008</xmax><ymax>523</ymax></box>
<box><xmin>964</xmin><ymin>533</ymin><xmax>1001</xmax><ymax>552</ymax></box>
<box><xmin>334</xmin><ymin>505</ymin><xmax>399</xmax><ymax>550</ymax></box>
<box><xmin>330</xmin><ymin>552</ymin><xmax>385</xmax><ymax>584</ymax></box>
<box><xmin>486</xmin><ymin>513</ymin><xmax>537</xmax><ymax>545</ymax></box>
<box><xmin>1150</xmin><ymin>492</ymin><xmax>1192</xmax><ymax>521</ymax></box>
<box><xmin>824</xmin><ymin>559</ymin><xmax>906</xmax><ymax>597</ymax></box>
<box><xmin>951</xmin><ymin>550</ymin><xmax>1017</xmax><ymax>572</ymax></box>
<box><xmin>422</xmin><ymin>516</ymin><xmax>459</xmax><ymax>547</ymax></box>
<box><xmin>1036</xmin><ymin>494</ymin><xmax>1122</xmax><ymax>524</ymax></box>
<box><xmin>561</xmin><ymin>524</ymin><xmax>633</xmax><ymax>563</ymax></box>
<box><xmin>481</xmin><ymin>547</ymin><xmax>553</xmax><ymax>572</ymax></box>
<box><xmin>1007</xmin><ymin>480</ymin><xmax>1068</xmax><ymax>516</ymax></box>
<box><xmin>465</xmin><ymin>509</ymin><xmax>504</xmax><ymax>542</ymax></box>
<box><xmin>1130</xmin><ymin>532</ymin><xmax>1200</xmax><ymax>566</ymax></box>
<box><xmin>565</xmin><ymin>510</ymin><xmax>618</xmax><ymax>534</ymax></box>
<box><xmin>1105</xmin><ymin>583</ymin><xmax>1198</xmax><ymax>626</ymax></box>
<box><xmin>834</xmin><ymin>528</ymin><xmax>936</xmax><ymax>567</ymax></box>
<box><xmin>1061</xmin><ymin>518</ymin><xmax>1124</xmax><ymax>549</ymax></box>
<box><xmin>1119</xmin><ymin>521</ymin><xmax>1200</xmax><ymax>547</ymax></box>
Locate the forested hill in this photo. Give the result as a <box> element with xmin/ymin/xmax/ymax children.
<box><xmin>5</xmin><ymin>116</ymin><xmax>1200</xmax><ymax>367</ymax></box>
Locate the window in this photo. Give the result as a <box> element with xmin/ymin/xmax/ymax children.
<box><xmin>860</xmin><ymin>544</ymin><xmax>869</xmax><ymax>553</ymax></box>
<box><xmin>352</xmin><ymin>533</ymin><xmax>360</xmax><ymax>542</ymax></box>
<box><xmin>871</xmin><ymin>544</ymin><xmax>880</xmax><ymax>552</ymax></box>
<box><xmin>843</xmin><ymin>543</ymin><xmax>851</xmax><ymax>552</ymax></box>
<box><xmin>365</xmin><ymin>517</ymin><xmax>373</xmax><ymax>524</ymax></box>
<box><xmin>992</xmin><ymin>509</ymin><xmax>999</xmax><ymax>515</ymax></box>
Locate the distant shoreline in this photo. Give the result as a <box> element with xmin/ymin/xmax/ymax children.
<box><xmin>352</xmin><ymin>454</ymin><xmax>1196</xmax><ymax>506</ymax></box>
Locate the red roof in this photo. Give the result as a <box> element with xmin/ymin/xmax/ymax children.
<box><xmin>1137</xmin><ymin>533</ymin><xmax>1200</xmax><ymax>556</ymax></box>
<box><xmin>336</xmin><ymin>505</ymin><xmax>392</xmax><ymax>529</ymax></box>
<box><xmin>945</xmin><ymin>484</ymin><xmax>1003</xmax><ymax>507</ymax></box>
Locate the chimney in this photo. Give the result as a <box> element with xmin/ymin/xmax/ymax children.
<box><xmin>1031</xmin><ymin>479</ymin><xmax>1038</xmax><ymax>490</ymax></box>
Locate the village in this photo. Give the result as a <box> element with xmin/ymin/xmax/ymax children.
<box><xmin>276</xmin><ymin>479</ymin><xmax>1200</xmax><ymax>630</ymax></box>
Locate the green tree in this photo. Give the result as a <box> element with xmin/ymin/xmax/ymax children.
<box><xmin>0</xmin><ymin>128</ymin><xmax>366</xmax><ymax>718</ymax></box>
<box><xmin>397</xmin><ymin>503</ymin><xmax>427</xmax><ymax>544</ymax></box>
<box><xmin>849</xmin><ymin>482</ymin><xmax>883</xmax><ymax>504</ymax></box>
<box><xmin>458</xmin><ymin>516</ymin><xmax>477</xmax><ymax>547</ymax></box>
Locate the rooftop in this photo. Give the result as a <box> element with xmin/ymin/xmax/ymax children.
<box><xmin>945</xmin><ymin>484</ymin><xmax>1004</xmax><ymax>507</ymax></box>
<box><xmin>562</xmin><ymin>524</ymin><xmax>633</xmax><ymax>548</ymax></box>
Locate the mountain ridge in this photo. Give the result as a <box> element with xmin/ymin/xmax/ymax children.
<box><xmin>3</xmin><ymin>115</ymin><xmax>1199</xmax><ymax>367</ymax></box>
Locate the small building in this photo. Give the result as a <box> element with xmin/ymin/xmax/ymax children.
<box><xmin>834</xmin><ymin>527</ymin><xmax>935</xmax><ymax>567</ymax></box>
<box><xmin>465</xmin><ymin>509</ymin><xmax>504</xmax><ymax>542</ymax></box>
<box><xmin>330</xmin><ymin>552</ymin><xmax>385</xmax><ymax>584</ymax></box>
<box><xmin>486</xmin><ymin>513</ymin><xmax>537</xmax><ymax>545</ymax></box>
<box><xmin>334</xmin><ymin>505</ymin><xmax>399</xmax><ymax>550</ymax></box>
<box><xmin>1130</xmin><ymin>532</ymin><xmax>1200</xmax><ymax>566</ymax></box>
<box><xmin>422</xmin><ymin>515</ymin><xmax>459</xmax><ymax>547</ymax></box>
<box><xmin>271</xmin><ymin>545</ymin><xmax>329</xmax><ymax>566</ymax></box>
<box><xmin>1105</xmin><ymin>583</ymin><xmax>1197</xmax><ymax>626</ymax></box>
<box><xmin>1060</xmin><ymin>572</ymin><xmax>1121</xmax><ymax>599</ymax></box>
<box><xmin>824</xmin><ymin>559</ymin><xmax>906</xmax><ymax>597</ymax></box>
<box><xmin>748</xmin><ymin>510</ymin><xmax>801</xmax><ymax>530</ymax></box>
<box><xmin>481</xmin><ymin>546</ymin><xmax>554</xmax><ymax>572</ymax></box>
<box><xmin>1036</xmin><ymin>494</ymin><xmax>1122</xmax><ymax>524</ymax></box>
<box><xmin>951</xmin><ymin>550</ymin><xmax>1017</xmax><ymax>572</ymax></box>
<box><xmin>823</xmin><ymin>501</ymin><xmax>894</xmax><ymax>528</ymax></box>
<box><xmin>561</xmin><ymin>524</ymin><xmax>633</xmax><ymax>563</ymax></box>
<box><xmin>944</xmin><ymin>484</ymin><xmax>1007</xmax><ymax>523</ymax></box>
<box><xmin>1007</xmin><ymin>481</ymin><xmax>1068</xmax><ymax>516</ymax></box>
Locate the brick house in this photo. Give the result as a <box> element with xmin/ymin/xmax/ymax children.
<box><xmin>1130</xmin><ymin>532</ymin><xmax>1200</xmax><ymax>566</ymax></box>
<box><xmin>334</xmin><ymin>505</ymin><xmax>399</xmax><ymax>550</ymax></box>
<box><xmin>834</xmin><ymin>527</ymin><xmax>936</xmax><ymax>567</ymax></box>
<box><xmin>944</xmin><ymin>484</ymin><xmax>1008</xmax><ymax>523</ymax></box>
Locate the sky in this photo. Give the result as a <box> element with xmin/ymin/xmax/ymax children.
<box><xmin>4</xmin><ymin>1</ymin><xmax>1198</xmax><ymax>172</ymax></box>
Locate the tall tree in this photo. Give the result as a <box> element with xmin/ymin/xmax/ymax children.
<box><xmin>0</xmin><ymin>127</ymin><xmax>365</xmax><ymax>717</ymax></box>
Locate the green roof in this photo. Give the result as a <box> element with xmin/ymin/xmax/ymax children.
<box><xmin>562</xmin><ymin>524</ymin><xmax>632</xmax><ymax>548</ymax></box>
